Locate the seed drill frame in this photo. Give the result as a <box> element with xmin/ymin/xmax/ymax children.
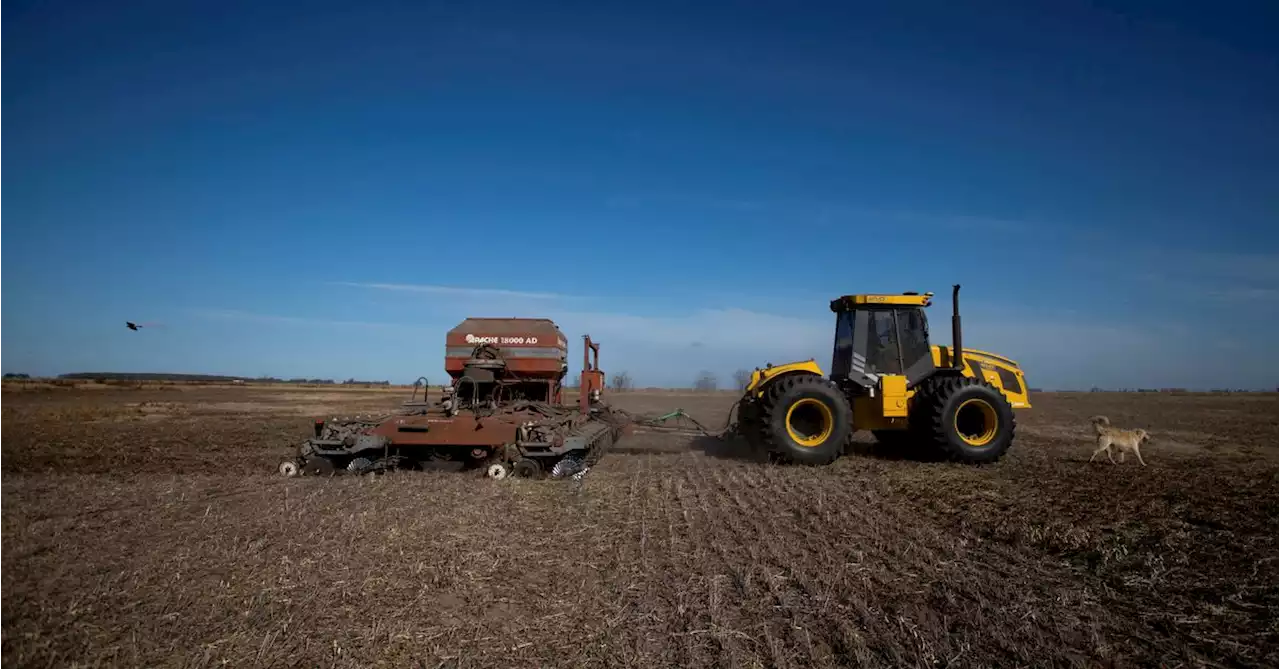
<box><xmin>278</xmin><ymin>318</ymin><xmax>624</xmax><ymax>480</ymax></box>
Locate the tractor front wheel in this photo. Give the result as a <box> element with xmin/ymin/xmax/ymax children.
<box><xmin>759</xmin><ymin>375</ymin><xmax>852</xmax><ymax>465</ymax></box>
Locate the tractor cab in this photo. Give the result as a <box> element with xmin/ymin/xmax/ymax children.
<box><xmin>829</xmin><ymin>291</ymin><xmax>938</xmax><ymax>389</ymax></box>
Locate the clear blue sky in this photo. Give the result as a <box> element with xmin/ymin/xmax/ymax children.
<box><xmin>3</xmin><ymin>0</ymin><xmax>1275</xmax><ymax>389</ymax></box>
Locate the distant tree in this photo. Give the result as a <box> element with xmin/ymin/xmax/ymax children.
<box><xmin>732</xmin><ymin>369</ymin><xmax>752</xmax><ymax>389</ymax></box>
<box><xmin>693</xmin><ymin>370</ymin><xmax>718</xmax><ymax>392</ymax></box>
<box><xmin>610</xmin><ymin>371</ymin><xmax>633</xmax><ymax>392</ymax></box>
<box><xmin>3</xmin><ymin>373</ymin><xmax>31</xmax><ymax>379</ymax></box>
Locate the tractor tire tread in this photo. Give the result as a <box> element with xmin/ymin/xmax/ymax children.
<box><xmin>757</xmin><ymin>374</ymin><xmax>852</xmax><ymax>466</ymax></box>
<box><xmin>913</xmin><ymin>375</ymin><xmax>1016</xmax><ymax>464</ymax></box>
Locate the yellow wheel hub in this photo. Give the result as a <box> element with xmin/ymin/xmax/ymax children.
<box><xmin>785</xmin><ymin>398</ymin><xmax>834</xmax><ymax>447</ymax></box>
<box><xmin>955</xmin><ymin>398</ymin><xmax>999</xmax><ymax>447</ymax></box>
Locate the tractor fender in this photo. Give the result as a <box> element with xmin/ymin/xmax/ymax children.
<box><xmin>746</xmin><ymin>360</ymin><xmax>825</xmax><ymax>397</ymax></box>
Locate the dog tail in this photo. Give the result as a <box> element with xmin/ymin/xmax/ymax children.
<box><xmin>1088</xmin><ymin>415</ymin><xmax>1110</xmax><ymax>435</ymax></box>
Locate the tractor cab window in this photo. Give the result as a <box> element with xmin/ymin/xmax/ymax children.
<box><xmin>833</xmin><ymin>305</ymin><xmax>936</xmax><ymax>388</ymax></box>
<box><xmin>865</xmin><ymin>310</ymin><xmax>902</xmax><ymax>374</ymax></box>
<box><xmin>897</xmin><ymin>307</ymin><xmax>931</xmax><ymax>369</ymax></box>
<box><xmin>831</xmin><ymin>311</ymin><xmax>855</xmax><ymax>377</ymax></box>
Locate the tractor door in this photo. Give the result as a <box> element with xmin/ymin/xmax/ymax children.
<box><xmin>865</xmin><ymin>310</ymin><xmax>902</xmax><ymax>376</ymax></box>
<box><xmin>895</xmin><ymin>306</ymin><xmax>935</xmax><ymax>386</ymax></box>
<box><xmin>832</xmin><ymin>309</ymin><xmax>898</xmax><ymax>388</ymax></box>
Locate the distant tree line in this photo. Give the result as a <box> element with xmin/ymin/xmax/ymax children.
<box><xmin>1086</xmin><ymin>387</ymin><xmax>1265</xmax><ymax>393</ymax></box>
<box><xmin>52</xmin><ymin>372</ymin><xmax>391</xmax><ymax>385</ymax></box>
<box><xmin>60</xmin><ymin>372</ymin><xmax>251</xmax><ymax>382</ymax></box>
<box><xmin>1090</xmin><ymin>387</ymin><xmax>1192</xmax><ymax>393</ymax></box>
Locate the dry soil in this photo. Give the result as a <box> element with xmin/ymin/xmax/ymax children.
<box><xmin>2</xmin><ymin>387</ymin><xmax>1276</xmax><ymax>668</ymax></box>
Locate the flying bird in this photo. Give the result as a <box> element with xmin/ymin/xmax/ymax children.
<box><xmin>126</xmin><ymin>322</ymin><xmax>140</xmax><ymax>331</ymax></box>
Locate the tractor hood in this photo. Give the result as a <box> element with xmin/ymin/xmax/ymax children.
<box><xmin>931</xmin><ymin>346</ymin><xmax>1031</xmax><ymax>409</ymax></box>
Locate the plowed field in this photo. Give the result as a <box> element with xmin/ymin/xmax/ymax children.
<box><xmin>2</xmin><ymin>387</ymin><xmax>1276</xmax><ymax>668</ymax></box>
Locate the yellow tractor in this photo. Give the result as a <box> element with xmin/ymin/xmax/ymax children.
<box><xmin>736</xmin><ymin>285</ymin><xmax>1031</xmax><ymax>465</ymax></box>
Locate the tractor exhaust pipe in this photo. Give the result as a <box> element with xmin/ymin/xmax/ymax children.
<box><xmin>951</xmin><ymin>284</ymin><xmax>963</xmax><ymax>370</ymax></box>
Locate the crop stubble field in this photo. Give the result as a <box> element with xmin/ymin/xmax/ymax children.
<box><xmin>2</xmin><ymin>386</ymin><xmax>1276</xmax><ymax>668</ymax></box>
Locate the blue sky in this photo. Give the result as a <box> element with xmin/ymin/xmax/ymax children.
<box><xmin>3</xmin><ymin>0</ymin><xmax>1276</xmax><ymax>389</ymax></box>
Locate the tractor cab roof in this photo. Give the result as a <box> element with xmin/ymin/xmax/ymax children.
<box><xmin>829</xmin><ymin>292</ymin><xmax>935</xmax><ymax>312</ymax></box>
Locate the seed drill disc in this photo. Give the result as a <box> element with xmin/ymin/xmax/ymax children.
<box><xmin>512</xmin><ymin>458</ymin><xmax>543</xmax><ymax>479</ymax></box>
<box><xmin>302</xmin><ymin>457</ymin><xmax>337</xmax><ymax>477</ymax></box>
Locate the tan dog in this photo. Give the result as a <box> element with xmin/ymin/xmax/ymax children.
<box><xmin>1087</xmin><ymin>416</ymin><xmax>1150</xmax><ymax>466</ymax></box>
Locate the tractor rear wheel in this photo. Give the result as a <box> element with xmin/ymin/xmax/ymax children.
<box><xmin>913</xmin><ymin>375</ymin><xmax>1016</xmax><ymax>464</ymax></box>
<box><xmin>759</xmin><ymin>374</ymin><xmax>852</xmax><ymax>465</ymax></box>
